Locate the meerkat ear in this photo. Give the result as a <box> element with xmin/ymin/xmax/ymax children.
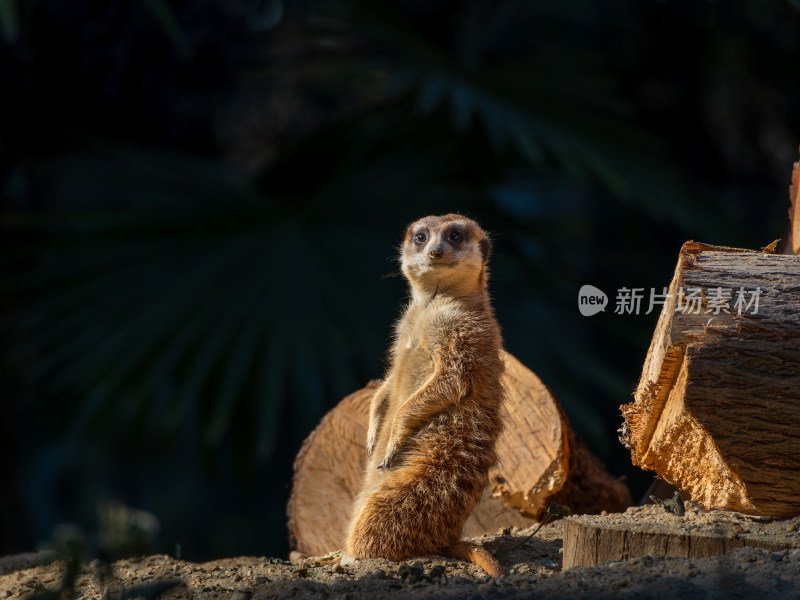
<box><xmin>479</xmin><ymin>236</ymin><xmax>491</xmax><ymax>263</ymax></box>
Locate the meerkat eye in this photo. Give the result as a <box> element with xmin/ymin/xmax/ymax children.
<box><xmin>449</xmin><ymin>230</ymin><xmax>463</xmax><ymax>242</ymax></box>
<box><xmin>415</xmin><ymin>232</ymin><xmax>427</xmax><ymax>244</ymax></box>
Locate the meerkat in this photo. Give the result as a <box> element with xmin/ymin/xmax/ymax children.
<box><xmin>344</xmin><ymin>214</ymin><xmax>506</xmax><ymax>578</ymax></box>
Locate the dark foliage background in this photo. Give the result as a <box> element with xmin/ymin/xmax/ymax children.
<box><xmin>1</xmin><ymin>0</ymin><xmax>798</xmax><ymax>560</ymax></box>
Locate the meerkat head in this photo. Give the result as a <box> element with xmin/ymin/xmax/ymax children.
<box><xmin>400</xmin><ymin>214</ymin><xmax>491</xmax><ymax>299</ymax></box>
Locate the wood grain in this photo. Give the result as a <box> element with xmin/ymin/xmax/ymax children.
<box><xmin>562</xmin><ymin>511</ymin><xmax>800</xmax><ymax>569</ymax></box>
<box><xmin>620</xmin><ymin>242</ymin><xmax>800</xmax><ymax>517</ymax></box>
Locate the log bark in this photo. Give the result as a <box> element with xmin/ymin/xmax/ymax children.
<box><xmin>288</xmin><ymin>351</ymin><xmax>630</xmax><ymax>557</ymax></box>
<box><xmin>620</xmin><ymin>242</ymin><xmax>800</xmax><ymax>518</ymax></box>
<box><xmin>562</xmin><ymin>509</ymin><xmax>800</xmax><ymax>569</ymax></box>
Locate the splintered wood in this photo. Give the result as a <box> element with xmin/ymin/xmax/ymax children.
<box><xmin>288</xmin><ymin>352</ymin><xmax>630</xmax><ymax>557</ymax></box>
<box><xmin>620</xmin><ymin>242</ymin><xmax>800</xmax><ymax>518</ymax></box>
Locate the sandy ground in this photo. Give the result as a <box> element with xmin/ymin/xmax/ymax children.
<box><xmin>2</xmin><ymin>510</ymin><xmax>799</xmax><ymax>600</ymax></box>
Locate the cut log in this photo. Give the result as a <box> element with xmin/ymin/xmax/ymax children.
<box><xmin>787</xmin><ymin>148</ymin><xmax>800</xmax><ymax>255</ymax></box>
<box><xmin>288</xmin><ymin>351</ymin><xmax>630</xmax><ymax>557</ymax></box>
<box><xmin>562</xmin><ymin>506</ymin><xmax>800</xmax><ymax>569</ymax></box>
<box><xmin>620</xmin><ymin>242</ymin><xmax>800</xmax><ymax>518</ymax></box>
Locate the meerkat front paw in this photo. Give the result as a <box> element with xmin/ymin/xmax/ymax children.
<box><xmin>366</xmin><ymin>428</ymin><xmax>377</xmax><ymax>460</ymax></box>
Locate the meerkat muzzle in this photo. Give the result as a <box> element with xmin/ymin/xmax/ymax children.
<box><xmin>428</xmin><ymin>248</ymin><xmax>443</xmax><ymax>260</ymax></box>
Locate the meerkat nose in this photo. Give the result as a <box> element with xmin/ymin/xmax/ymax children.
<box><xmin>428</xmin><ymin>248</ymin><xmax>443</xmax><ymax>260</ymax></box>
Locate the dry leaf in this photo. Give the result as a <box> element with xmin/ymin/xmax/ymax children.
<box><xmin>761</xmin><ymin>239</ymin><xmax>780</xmax><ymax>254</ymax></box>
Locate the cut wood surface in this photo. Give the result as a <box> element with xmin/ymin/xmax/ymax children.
<box><xmin>620</xmin><ymin>242</ymin><xmax>800</xmax><ymax>518</ymax></box>
<box><xmin>288</xmin><ymin>351</ymin><xmax>630</xmax><ymax>557</ymax></box>
<box><xmin>562</xmin><ymin>504</ymin><xmax>800</xmax><ymax>569</ymax></box>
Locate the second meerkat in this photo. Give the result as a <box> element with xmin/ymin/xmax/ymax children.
<box><xmin>344</xmin><ymin>214</ymin><xmax>506</xmax><ymax>577</ymax></box>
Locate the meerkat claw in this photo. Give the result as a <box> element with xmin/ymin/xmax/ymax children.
<box><xmin>376</xmin><ymin>450</ymin><xmax>394</xmax><ymax>470</ymax></box>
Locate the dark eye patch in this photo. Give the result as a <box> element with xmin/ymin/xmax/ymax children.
<box><xmin>414</xmin><ymin>231</ymin><xmax>427</xmax><ymax>244</ymax></box>
<box><xmin>445</xmin><ymin>226</ymin><xmax>467</xmax><ymax>244</ymax></box>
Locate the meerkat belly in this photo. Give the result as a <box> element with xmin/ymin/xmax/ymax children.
<box><xmin>368</xmin><ymin>349</ymin><xmax>436</xmax><ymax>469</ymax></box>
<box><xmin>414</xmin><ymin>402</ymin><xmax>499</xmax><ymax>470</ymax></box>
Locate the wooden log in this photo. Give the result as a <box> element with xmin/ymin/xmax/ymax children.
<box><xmin>787</xmin><ymin>148</ymin><xmax>800</xmax><ymax>255</ymax></box>
<box><xmin>620</xmin><ymin>242</ymin><xmax>800</xmax><ymax>518</ymax></box>
<box><xmin>562</xmin><ymin>507</ymin><xmax>800</xmax><ymax>569</ymax></box>
<box><xmin>288</xmin><ymin>351</ymin><xmax>630</xmax><ymax>557</ymax></box>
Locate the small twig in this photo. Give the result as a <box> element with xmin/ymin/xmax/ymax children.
<box><xmin>510</xmin><ymin>502</ymin><xmax>572</xmax><ymax>551</ymax></box>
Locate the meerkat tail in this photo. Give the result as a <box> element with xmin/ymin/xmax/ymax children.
<box><xmin>444</xmin><ymin>541</ymin><xmax>504</xmax><ymax>578</ymax></box>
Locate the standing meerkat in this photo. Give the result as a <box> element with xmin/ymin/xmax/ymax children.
<box><xmin>344</xmin><ymin>214</ymin><xmax>506</xmax><ymax>577</ymax></box>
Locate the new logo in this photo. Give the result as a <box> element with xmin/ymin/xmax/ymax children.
<box><xmin>578</xmin><ymin>285</ymin><xmax>608</xmax><ymax>316</ymax></box>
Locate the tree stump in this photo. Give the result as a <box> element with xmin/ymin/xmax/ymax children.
<box><xmin>562</xmin><ymin>506</ymin><xmax>800</xmax><ymax>569</ymax></box>
<box><xmin>620</xmin><ymin>242</ymin><xmax>800</xmax><ymax>518</ymax></box>
<box><xmin>288</xmin><ymin>351</ymin><xmax>630</xmax><ymax>557</ymax></box>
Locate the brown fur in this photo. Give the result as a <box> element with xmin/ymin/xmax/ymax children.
<box><xmin>344</xmin><ymin>214</ymin><xmax>506</xmax><ymax>578</ymax></box>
